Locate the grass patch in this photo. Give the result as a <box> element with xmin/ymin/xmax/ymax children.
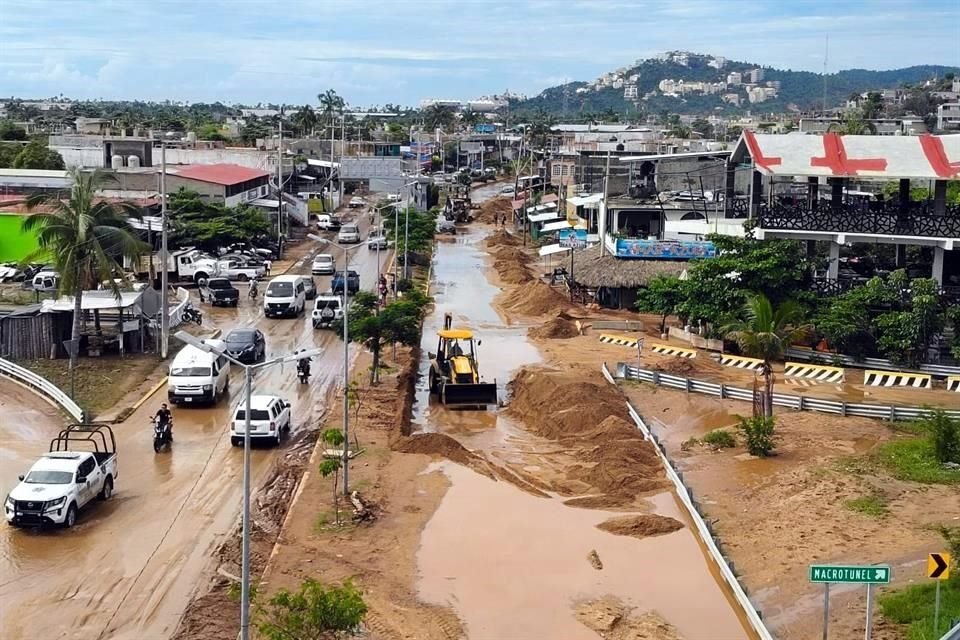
<box><xmin>879</xmin><ymin>578</ymin><xmax>960</xmax><ymax>640</ymax></box>
<box><xmin>844</xmin><ymin>494</ymin><xmax>889</xmax><ymax>517</ymax></box>
<box><xmin>702</xmin><ymin>429</ymin><xmax>737</xmax><ymax>449</ymax></box>
<box><xmin>313</xmin><ymin>508</ymin><xmax>356</xmax><ymax>534</ymax></box>
<box><xmin>875</xmin><ymin>438</ymin><xmax>960</xmax><ymax>485</ymax></box>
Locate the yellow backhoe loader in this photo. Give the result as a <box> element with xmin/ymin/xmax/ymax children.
<box><xmin>428</xmin><ymin>313</ymin><xmax>498</xmax><ymax>407</ymax></box>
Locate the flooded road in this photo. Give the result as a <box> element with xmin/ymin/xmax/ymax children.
<box><xmin>0</xmin><ymin>210</ymin><xmax>390</xmax><ymax>640</ymax></box>
<box><xmin>412</xmin><ymin>220</ymin><xmax>751</xmax><ymax>639</ymax></box>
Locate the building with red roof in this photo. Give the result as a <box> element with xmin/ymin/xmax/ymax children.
<box><xmin>169</xmin><ymin>163</ymin><xmax>272</xmax><ymax>207</ymax></box>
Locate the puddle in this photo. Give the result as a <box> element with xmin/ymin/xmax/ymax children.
<box><xmin>413</xmin><ymin>226</ymin><xmax>752</xmax><ymax>639</ymax></box>
<box><xmin>418</xmin><ymin>463</ymin><xmax>748</xmax><ymax>640</ymax></box>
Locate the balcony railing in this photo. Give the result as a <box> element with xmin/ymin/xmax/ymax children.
<box><xmin>758</xmin><ymin>201</ymin><xmax>960</xmax><ymax>239</ymax></box>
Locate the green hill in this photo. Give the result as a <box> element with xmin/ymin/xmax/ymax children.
<box><xmin>512</xmin><ymin>52</ymin><xmax>957</xmax><ymax>116</ymax></box>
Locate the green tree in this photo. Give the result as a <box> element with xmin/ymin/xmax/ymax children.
<box><xmin>422</xmin><ymin>104</ymin><xmax>456</xmax><ymax>132</ymax></box>
<box><xmin>723</xmin><ymin>294</ymin><xmax>809</xmax><ymax>418</ymax></box>
<box><xmin>737</xmin><ymin>415</ymin><xmax>776</xmax><ymax>457</ymax></box>
<box><xmin>317</xmin><ymin>428</ymin><xmax>345</xmax><ymax>525</ymax></box>
<box><xmin>168</xmin><ymin>188</ymin><xmax>272</xmax><ymax>251</ymax></box>
<box><xmin>0</xmin><ymin>120</ymin><xmax>28</xmax><ymax>140</ymax></box>
<box><xmin>255</xmin><ymin>578</ymin><xmax>367</xmax><ymax>640</ymax></box>
<box><xmin>23</xmin><ymin>169</ymin><xmax>146</xmax><ymax>370</ymax></box>
<box><xmin>0</xmin><ymin>142</ymin><xmax>20</xmax><ymax>168</ymax></box>
<box><xmin>635</xmin><ymin>275</ymin><xmax>685</xmax><ymax>335</ymax></box>
<box><xmin>292</xmin><ymin>105</ymin><xmax>317</xmax><ymax>137</ymax></box>
<box><xmin>691</xmin><ymin>118</ymin><xmax>714</xmax><ymax>137</ymax></box>
<box><xmin>197</xmin><ymin>123</ymin><xmax>228</xmax><ymax>141</ymax></box>
<box><xmin>13</xmin><ymin>140</ymin><xmax>66</xmax><ymax>170</ymax></box>
<box><xmin>827</xmin><ymin>112</ymin><xmax>877</xmax><ymax>135</ymax></box>
<box><xmin>923</xmin><ymin>409</ymin><xmax>960</xmax><ymax>465</ymax></box>
<box><xmin>875</xmin><ymin>277</ymin><xmax>943</xmax><ymax>366</ymax></box>
<box><xmin>338</xmin><ymin>290</ymin><xmax>429</xmax><ymax>384</ymax></box>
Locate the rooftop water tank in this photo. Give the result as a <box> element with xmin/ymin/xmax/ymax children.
<box><xmin>110</xmin><ymin>154</ymin><xmax>124</xmax><ymax>169</ymax></box>
<box><xmin>127</xmin><ymin>155</ymin><xmax>140</xmax><ymax>168</ymax></box>
<box><xmin>186</xmin><ymin>131</ymin><xmax>197</xmax><ymax>143</ymax></box>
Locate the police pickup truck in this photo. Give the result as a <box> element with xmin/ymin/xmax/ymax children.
<box><xmin>5</xmin><ymin>424</ymin><xmax>118</xmax><ymax>529</ymax></box>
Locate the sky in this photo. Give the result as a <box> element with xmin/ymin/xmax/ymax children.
<box><xmin>2</xmin><ymin>0</ymin><xmax>959</xmax><ymax>107</ymax></box>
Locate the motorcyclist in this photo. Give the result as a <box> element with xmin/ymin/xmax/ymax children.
<box><xmin>248</xmin><ymin>277</ymin><xmax>259</xmax><ymax>300</ymax></box>
<box><xmin>297</xmin><ymin>352</ymin><xmax>311</xmax><ymax>379</ymax></box>
<box><xmin>154</xmin><ymin>403</ymin><xmax>173</xmax><ymax>439</ymax></box>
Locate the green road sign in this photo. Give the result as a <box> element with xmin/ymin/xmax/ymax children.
<box><xmin>809</xmin><ymin>564</ymin><xmax>891</xmax><ymax>584</ymax></box>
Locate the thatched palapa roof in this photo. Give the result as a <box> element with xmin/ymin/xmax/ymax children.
<box><xmin>571</xmin><ymin>245</ymin><xmax>687</xmax><ymax>288</ymax></box>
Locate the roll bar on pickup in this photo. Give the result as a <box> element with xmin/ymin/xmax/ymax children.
<box><xmin>49</xmin><ymin>423</ymin><xmax>117</xmax><ymax>455</ymax></box>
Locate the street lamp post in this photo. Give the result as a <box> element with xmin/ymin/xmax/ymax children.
<box><xmin>173</xmin><ymin>331</ymin><xmax>321</xmax><ymax>640</ymax></box>
<box><xmin>306</xmin><ymin>235</ymin><xmax>367</xmax><ymax>496</ymax></box>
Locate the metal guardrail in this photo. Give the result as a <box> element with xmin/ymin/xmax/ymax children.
<box><xmin>0</xmin><ymin>357</ymin><xmax>84</xmax><ymax>422</ymax></box>
<box><xmin>785</xmin><ymin>347</ymin><xmax>960</xmax><ymax>378</ymax></box>
<box><xmin>616</xmin><ymin>363</ymin><xmax>960</xmax><ymax>421</ymax></box>
<box><xmin>601</xmin><ymin>362</ymin><xmax>775</xmax><ymax>640</ymax></box>
<box><xmin>168</xmin><ymin>287</ymin><xmax>190</xmax><ymax>328</ymax></box>
<box><xmin>941</xmin><ymin>618</ymin><xmax>960</xmax><ymax>640</ymax></box>
<box><xmin>591</xmin><ymin>319</ymin><xmax>646</xmax><ymax>332</ymax></box>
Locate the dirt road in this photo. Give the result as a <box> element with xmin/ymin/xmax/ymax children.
<box><xmin>0</xmin><ymin>210</ymin><xmax>390</xmax><ymax>640</ymax></box>
<box><xmin>409</xmin><ymin>224</ymin><xmax>753</xmax><ymax>639</ymax></box>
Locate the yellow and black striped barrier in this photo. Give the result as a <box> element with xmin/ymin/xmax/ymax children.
<box><xmin>598</xmin><ymin>334</ymin><xmax>639</xmax><ymax>348</ymax></box>
<box><xmin>718</xmin><ymin>354</ymin><xmax>765</xmax><ymax>371</ymax></box>
<box><xmin>650</xmin><ymin>343</ymin><xmax>696</xmax><ymax>359</ymax></box>
<box><xmin>863</xmin><ymin>370</ymin><xmax>932</xmax><ymax>388</ymax></box>
<box><xmin>783</xmin><ymin>362</ymin><xmax>845</xmax><ymax>383</ymax></box>
<box><xmin>947</xmin><ymin>376</ymin><xmax>960</xmax><ymax>392</ymax></box>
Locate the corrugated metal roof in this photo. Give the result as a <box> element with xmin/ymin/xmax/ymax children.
<box><xmin>731</xmin><ymin>131</ymin><xmax>960</xmax><ymax>180</ymax></box>
<box><xmin>172</xmin><ymin>164</ymin><xmax>270</xmax><ymax>186</ymax></box>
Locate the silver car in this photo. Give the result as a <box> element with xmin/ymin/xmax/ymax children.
<box><xmin>337</xmin><ymin>224</ymin><xmax>361</xmax><ymax>244</ymax></box>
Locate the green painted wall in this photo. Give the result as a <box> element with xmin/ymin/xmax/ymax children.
<box><xmin>0</xmin><ymin>214</ymin><xmax>41</xmax><ymax>262</ymax></box>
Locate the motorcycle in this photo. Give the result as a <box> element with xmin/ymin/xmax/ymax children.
<box><xmin>248</xmin><ymin>281</ymin><xmax>259</xmax><ymax>301</ymax></box>
<box><xmin>152</xmin><ymin>417</ymin><xmax>173</xmax><ymax>452</ymax></box>
<box><xmin>182</xmin><ymin>303</ymin><xmax>203</xmax><ymax>325</ymax></box>
<box><xmin>297</xmin><ymin>362</ymin><xmax>311</xmax><ymax>384</ymax></box>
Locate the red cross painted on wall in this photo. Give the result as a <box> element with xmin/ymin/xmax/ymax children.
<box><xmin>810</xmin><ymin>133</ymin><xmax>887</xmax><ymax>175</ymax></box>
<box><xmin>742</xmin><ymin>129</ymin><xmax>782</xmax><ymax>172</ymax></box>
<box><xmin>919</xmin><ymin>135</ymin><xmax>960</xmax><ymax>178</ymax></box>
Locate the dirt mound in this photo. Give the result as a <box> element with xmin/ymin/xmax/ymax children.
<box><xmin>501</xmin><ymin>280</ymin><xmax>572</xmax><ymax>317</ymax></box>
<box><xmin>576</xmin><ymin>598</ymin><xmax>685</xmax><ymax>640</ymax></box>
<box><xmin>596</xmin><ymin>514</ymin><xmax>684</xmax><ymax>539</ymax></box>
<box><xmin>485</xmin><ymin>227</ymin><xmax>520</xmax><ymax>247</ymax></box>
<box><xmin>493</xmin><ymin>246</ymin><xmax>531</xmax><ymax>263</ymax></box>
<box><xmin>394</xmin><ymin>433</ymin><xmax>490</xmax><ymax>474</ymax></box>
<box><xmin>494</xmin><ymin>258</ymin><xmax>534</xmax><ymax>284</ymax></box>
<box><xmin>654</xmin><ymin>357</ymin><xmax>697</xmax><ymax>375</ymax></box>
<box><xmin>477</xmin><ymin>197</ymin><xmax>513</xmax><ymax>224</ymax></box>
<box><xmin>529</xmin><ymin>317</ymin><xmax>580</xmax><ymax>339</ymax></box>
<box><xmin>564</xmin><ymin>495</ymin><xmax>634</xmax><ymax>509</ymax></box>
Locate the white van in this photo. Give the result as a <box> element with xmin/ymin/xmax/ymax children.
<box><xmin>230</xmin><ymin>395</ymin><xmax>291</xmax><ymax>447</ymax></box>
<box><xmin>167</xmin><ymin>339</ymin><xmax>231</xmax><ymax>405</ymax></box>
<box><xmin>263</xmin><ymin>275</ymin><xmax>306</xmax><ymax>318</ymax></box>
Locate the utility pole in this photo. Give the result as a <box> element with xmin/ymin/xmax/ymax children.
<box><xmin>160</xmin><ymin>142</ymin><xmax>169</xmax><ymax>359</ymax></box>
<box><xmin>341</xmin><ymin>246</ymin><xmax>350</xmax><ymax>496</ymax></box>
<box><xmin>277</xmin><ymin>111</ymin><xmax>283</xmax><ymax>247</ymax></box>
<box><xmin>600</xmin><ymin>150</ymin><xmax>611</xmax><ymax>257</ymax></box>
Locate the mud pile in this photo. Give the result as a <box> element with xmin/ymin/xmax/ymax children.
<box><xmin>501</xmin><ymin>280</ymin><xmax>571</xmax><ymax>316</ymax></box>
<box><xmin>476</xmin><ymin>197</ymin><xmax>513</xmax><ymax>224</ymax></box>
<box><xmin>394</xmin><ymin>433</ymin><xmax>493</xmax><ymax>477</ymax></box>
<box><xmin>507</xmin><ymin>368</ymin><xmax>668</xmax><ymax>499</ymax></box>
<box><xmin>575</xmin><ymin>598</ymin><xmax>685</xmax><ymax>640</ymax></box>
<box><xmin>529</xmin><ymin>316</ymin><xmax>580</xmax><ymax>339</ymax></box>
<box><xmin>653</xmin><ymin>357</ymin><xmax>697</xmax><ymax>375</ymax></box>
<box><xmin>485</xmin><ymin>228</ymin><xmax>521</xmax><ymax>247</ymax></box>
<box><xmin>596</xmin><ymin>514</ymin><xmax>684</xmax><ymax>539</ymax></box>
<box><xmin>564</xmin><ymin>494</ymin><xmax>634</xmax><ymax>509</ymax></box>
<box><xmin>493</xmin><ymin>246</ymin><xmax>534</xmax><ymax>284</ymax></box>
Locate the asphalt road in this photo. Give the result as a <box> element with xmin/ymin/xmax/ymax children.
<box><xmin>0</xmin><ymin>206</ymin><xmax>392</xmax><ymax>640</ymax></box>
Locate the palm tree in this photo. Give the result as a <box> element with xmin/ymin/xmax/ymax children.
<box><xmin>293</xmin><ymin>105</ymin><xmax>317</xmax><ymax>137</ymax></box>
<box><xmin>318</xmin><ymin>89</ymin><xmax>345</xmax><ymax>121</ymax></box>
<box><xmin>23</xmin><ymin>168</ymin><xmax>146</xmax><ymax>370</ymax></box>
<box><xmin>723</xmin><ymin>294</ymin><xmax>809</xmax><ymax>418</ymax></box>
<box><xmin>827</xmin><ymin>113</ymin><xmax>877</xmax><ymax>135</ymax></box>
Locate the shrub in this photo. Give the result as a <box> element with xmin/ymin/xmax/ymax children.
<box><xmin>924</xmin><ymin>409</ymin><xmax>960</xmax><ymax>464</ymax></box>
<box><xmin>702</xmin><ymin>429</ymin><xmax>736</xmax><ymax>449</ymax></box>
<box><xmin>737</xmin><ymin>416</ymin><xmax>776</xmax><ymax>457</ymax></box>
<box><xmin>256</xmin><ymin>578</ymin><xmax>367</xmax><ymax>640</ymax></box>
<box><xmin>844</xmin><ymin>494</ymin><xmax>888</xmax><ymax>517</ymax></box>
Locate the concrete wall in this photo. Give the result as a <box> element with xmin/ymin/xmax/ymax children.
<box><xmin>339</xmin><ymin>156</ymin><xmax>402</xmax><ymax>179</ymax></box>
<box><xmin>50</xmin><ymin>142</ymin><xmax>278</xmax><ymax>171</ymax></box>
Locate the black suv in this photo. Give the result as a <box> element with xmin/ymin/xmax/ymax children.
<box><xmin>205</xmin><ymin>277</ymin><xmax>239</xmax><ymax>307</ymax></box>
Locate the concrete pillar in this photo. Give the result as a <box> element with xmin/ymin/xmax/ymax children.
<box><xmin>896</xmin><ymin>244</ymin><xmax>907</xmax><ymax>267</ymax></box>
<box><xmin>828</xmin><ymin>177</ymin><xmax>844</xmax><ymax>212</ymax></box>
<box><xmin>827</xmin><ymin>242</ymin><xmax>840</xmax><ymax>280</ymax></box>
<box><xmin>806</xmin><ymin>176</ymin><xmax>819</xmax><ymax>210</ymax></box>
<box><xmin>750</xmin><ymin>170</ymin><xmax>763</xmax><ymax>217</ymax></box>
<box><xmin>933</xmin><ymin>246</ymin><xmax>945</xmax><ymax>285</ymax></box>
<box><xmin>934</xmin><ymin>180</ymin><xmax>947</xmax><ymax>215</ymax></box>
<box><xmin>899</xmin><ymin>178</ymin><xmax>911</xmax><ymax>208</ymax></box>
<box><xmin>806</xmin><ymin>240</ymin><xmax>817</xmax><ymax>258</ymax></box>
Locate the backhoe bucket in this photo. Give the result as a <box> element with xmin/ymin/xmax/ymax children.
<box><xmin>441</xmin><ymin>381</ymin><xmax>498</xmax><ymax>407</ymax></box>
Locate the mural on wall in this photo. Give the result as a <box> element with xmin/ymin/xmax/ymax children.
<box><xmin>615</xmin><ymin>239</ymin><xmax>716</xmax><ymax>259</ymax></box>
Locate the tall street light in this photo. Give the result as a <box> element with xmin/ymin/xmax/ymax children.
<box><xmin>397</xmin><ymin>178</ymin><xmax>420</xmax><ymax>283</ymax></box>
<box><xmin>306</xmin><ymin>234</ymin><xmax>366</xmax><ymax>497</ymax></box>
<box><xmin>373</xmin><ymin>201</ymin><xmax>401</xmax><ymax>299</ymax></box>
<box><xmin>173</xmin><ymin>331</ymin><xmax>321</xmax><ymax>640</ymax></box>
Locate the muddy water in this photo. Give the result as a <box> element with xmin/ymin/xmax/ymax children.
<box><xmin>413</xmin><ymin>226</ymin><xmax>751</xmax><ymax>639</ymax></box>
<box><xmin>0</xmin><ymin>211</ymin><xmax>389</xmax><ymax>639</ymax></box>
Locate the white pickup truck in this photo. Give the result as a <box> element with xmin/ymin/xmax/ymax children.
<box><xmin>217</xmin><ymin>259</ymin><xmax>265</xmax><ymax>282</ymax></box>
<box><xmin>4</xmin><ymin>424</ymin><xmax>118</xmax><ymax>529</ymax></box>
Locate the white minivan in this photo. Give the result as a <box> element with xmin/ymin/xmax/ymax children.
<box><xmin>230</xmin><ymin>395</ymin><xmax>291</xmax><ymax>447</ymax></box>
<box><xmin>263</xmin><ymin>275</ymin><xmax>306</xmax><ymax>318</ymax></box>
<box><xmin>167</xmin><ymin>339</ymin><xmax>231</xmax><ymax>405</ymax></box>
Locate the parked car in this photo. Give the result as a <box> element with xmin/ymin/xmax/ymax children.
<box><xmin>311</xmin><ymin>254</ymin><xmax>336</xmax><ymax>275</ymax></box>
<box><xmin>230</xmin><ymin>395</ymin><xmax>291</xmax><ymax>447</ymax></box>
<box><xmin>349</xmin><ymin>196</ymin><xmax>366</xmax><ymax>208</ymax></box>
<box><xmin>500</xmin><ymin>185</ymin><xmax>516</xmax><ymax>195</ymax></box>
<box><xmin>302</xmin><ymin>275</ymin><xmax>318</xmax><ymax>300</ymax></box>
<box><xmin>331</xmin><ymin>270</ymin><xmax>360</xmax><ymax>294</ymax></box>
<box><xmin>338</xmin><ymin>224</ymin><xmax>361</xmax><ymax>244</ymax></box>
<box><xmin>316</xmin><ymin>214</ymin><xmax>342</xmax><ymax>231</ymax></box>
<box><xmin>367</xmin><ymin>230</ymin><xmax>389</xmax><ymax>250</ymax></box>
<box><xmin>438</xmin><ymin>219</ymin><xmax>457</xmax><ymax>235</ymax></box>
<box><xmin>263</xmin><ymin>275</ymin><xmax>306</xmax><ymax>318</ymax></box>
<box><xmin>205</xmin><ymin>277</ymin><xmax>239</xmax><ymax>307</ymax></box>
<box><xmin>5</xmin><ymin>424</ymin><xmax>117</xmax><ymax>528</ymax></box>
<box><xmin>217</xmin><ymin>259</ymin><xmax>264</xmax><ymax>282</ymax></box>
<box><xmin>224</xmin><ymin>328</ymin><xmax>266</xmax><ymax>363</ymax></box>
<box><xmin>312</xmin><ymin>295</ymin><xmax>343</xmax><ymax>329</ymax></box>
